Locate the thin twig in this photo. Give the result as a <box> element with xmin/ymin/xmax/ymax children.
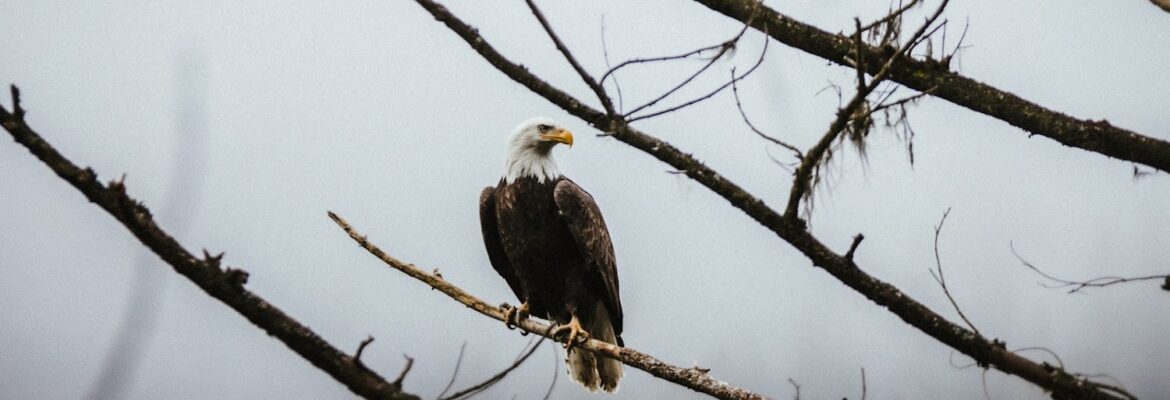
<box><xmin>627</xmin><ymin>30</ymin><xmax>769</xmax><ymax>123</ymax></box>
<box><xmin>524</xmin><ymin>0</ymin><xmax>617</xmax><ymax>121</ymax></box>
<box><xmin>541</xmin><ymin>341</ymin><xmax>559</xmax><ymax>400</ymax></box>
<box><xmin>1011</xmin><ymin>242</ymin><xmax>1170</xmax><ymax>293</ymax></box>
<box><xmin>328</xmin><ymin>211</ymin><xmax>766</xmax><ymax>400</ymax></box>
<box><xmin>858</xmin><ymin>0</ymin><xmax>924</xmax><ymax>32</ymax></box>
<box><xmin>730</xmin><ymin>70</ymin><xmax>803</xmax><ymax>159</ymax></box>
<box><xmin>928</xmin><ymin>208</ymin><xmax>981</xmax><ymax>336</ymax></box>
<box><xmin>440</xmin><ymin>337</ymin><xmax>545</xmax><ymax>400</ymax></box>
<box><xmin>599</xmin><ymin>16</ymin><xmax>625</xmax><ymax>113</ymax></box>
<box><xmin>436</xmin><ymin>342</ymin><xmax>467</xmax><ymax>400</ymax></box>
<box><xmin>600</xmin><ymin>42</ymin><xmax>728</xmax><ymax>86</ymax></box>
<box><xmin>622</xmin><ymin>12</ymin><xmax>756</xmax><ymax>118</ymax></box>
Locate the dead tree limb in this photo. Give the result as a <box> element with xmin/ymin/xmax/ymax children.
<box><xmin>0</xmin><ymin>86</ymin><xmax>419</xmax><ymax>400</ymax></box>
<box><xmin>692</xmin><ymin>0</ymin><xmax>1170</xmax><ymax>174</ymax></box>
<box><xmin>410</xmin><ymin>2</ymin><xmax>1134</xmax><ymax>398</ymax></box>
<box><xmin>327</xmin><ymin>212</ymin><xmax>767</xmax><ymax>400</ymax></box>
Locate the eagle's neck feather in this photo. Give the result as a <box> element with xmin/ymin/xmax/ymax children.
<box><xmin>504</xmin><ymin>150</ymin><xmax>560</xmax><ymax>184</ymax></box>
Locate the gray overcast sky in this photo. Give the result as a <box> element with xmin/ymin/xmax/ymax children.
<box><xmin>2</xmin><ymin>1</ymin><xmax>1168</xmax><ymax>399</ymax></box>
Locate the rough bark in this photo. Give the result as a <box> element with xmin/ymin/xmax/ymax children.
<box><xmin>692</xmin><ymin>0</ymin><xmax>1170</xmax><ymax>173</ymax></box>
<box><xmin>0</xmin><ymin>88</ymin><xmax>419</xmax><ymax>400</ymax></box>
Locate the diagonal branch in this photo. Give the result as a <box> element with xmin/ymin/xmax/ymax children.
<box><xmin>409</xmin><ymin>2</ymin><xmax>1133</xmax><ymax>398</ymax></box>
<box><xmin>0</xmin><ymin>86</ymin><xmax>419</xmax><ymax>400</ymax></box>
<box><xmin>327</xmin><ymin>212</ymin><xmax>767</xmax><ymax>400</ymax></box>
<box><xmin>691</xmin><ymin>0</ymin><xmax>1170</xmax><ymax>173</ymax></box>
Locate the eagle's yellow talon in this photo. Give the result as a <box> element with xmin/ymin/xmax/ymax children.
<box><xmin>502</xmin><ymin>301</ymin><xmax>531</xmax><ymax>330</ymax></box>
<box><xmin>551</xmin><ymin>315</ymin><xmax>589</xmax><ymax>352</ymax></box>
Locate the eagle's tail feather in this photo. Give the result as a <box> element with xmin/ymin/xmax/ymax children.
<box><xmin>565</xmin><ymin>303</ymin><xmax>623</xmax><ymax>393</ymax></box>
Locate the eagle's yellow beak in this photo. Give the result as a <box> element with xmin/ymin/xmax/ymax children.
<box><xmin>540</xmin><ymin>129</ymin><xmax>574</xmax><ymax>148</ymax></box>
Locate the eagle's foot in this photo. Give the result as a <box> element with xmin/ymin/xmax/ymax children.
<box><xmin>550</xmin><ymin>315</ymin><xmax>589</xmax><ymax>352</ymax></box>
<box><xmin>502</xmin><ymin>302</ymin><xmax>530</xmax><ymax>330</ymax></box>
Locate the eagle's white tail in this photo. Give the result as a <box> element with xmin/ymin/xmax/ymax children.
<box><xmin>566</xmin><ymin>303</ymin><xmax>623</xmax><ymax>392</ymax></box>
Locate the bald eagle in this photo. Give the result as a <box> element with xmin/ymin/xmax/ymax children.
<box><xmin>479</xmin><ymin>117</ymin><xmax>623</xmax><ymax>392</ymax></box>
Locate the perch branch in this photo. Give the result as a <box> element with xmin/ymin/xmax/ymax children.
<box><xmin>327</xmin><ymin>211</ymin><xmax>766</xmax><ymax>400</ymax></box>
<box><xmin>691</xmin><ymin>0</ymin><xmax>1170</xmax><ymax>173</ymax></box>
<box><xmin>0</xmin><ymin>86</ymin><xmax>418</xmax><ymax>400</ymax></box>
<box><xmin>409</xmin><ymin>2</ymin><xmax>1134</xmax><ymax>398</ymax></box>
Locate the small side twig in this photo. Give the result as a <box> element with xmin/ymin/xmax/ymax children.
<box><xmin>860</xmin><ymin>367</ymin><xmax>868</xmax><ymax>400</ymax></box>
<box><xmin>844</xmin><ymin>233</ymin><xmax>865</xmax><ymax>261</ymax></box>
<box><xmin>1011</xmin><ymin>242</ymin><xmax>1170</xmax><ymax>293</ymax></box>
<box><xmin>439</xmin><ymin>337</ymin><xmax>545</xmax><ymax>400</ymax></box>
<box><xmin>524</xmin><ymin>0</ymin><xmax>617</xmax><ymax>120</ymax></box>
<box><xmin>541</xmin><ymin>341</ymin><xmax>559</xmax><ymax>400</ymax></box>
<box><xmin>627</xmin><ymin>29</ymin><xmax>769</xmax><ymax>123</ymax></box>
<box><xmin>730</xmin><ymin>70</ymin><xmax>802</xmax><ymax>160</ymax></box>
<box><xmin>436</xmin><ymin>342</ymin><xmax>467</xmax><ymax>400</ymax></box>
<box><xmin>929</xmin><ymin>208</ymin><xmax>981</xmax><ymax>337</ymax></box>
<box><xmin>354</xmin><ymin>336</ymin><xmax>376</xmax><ymax>369</ymax></box>
<box><xmin>622</xmin><ymin>11</ymin><xmax>756</xmax><ymax>118</ymax></box>
<box><xmin>392</xmin><ymin>355</ymin><xmax>415</xmax><ymax>388</ymax></box>
<box><xmin>599</xmin><ymin>16</ymin><xmax>625</xmax><ymax>113</ymax></box>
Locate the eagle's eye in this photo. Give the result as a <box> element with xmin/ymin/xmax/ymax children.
<box><xmin>537</xmin><ymin>124</ymin><xmax>552</xmax><ymax>133</ymax></box>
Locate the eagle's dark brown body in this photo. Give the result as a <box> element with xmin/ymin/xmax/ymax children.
<box><xmin>479</xmin><ymin>175</ymin><xmax>623</xmax><ymax>391</ymax></box>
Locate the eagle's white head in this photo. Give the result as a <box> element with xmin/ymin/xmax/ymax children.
<box><xmin>504</xmin><ymin>117</ymin><xmax>574</xmax><ymax>184</ymax></box>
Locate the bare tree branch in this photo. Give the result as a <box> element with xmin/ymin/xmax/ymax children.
<box><xmin>408</xmin><ymin>3</ymin><xmax>1135</xmax><ymax>398</ymax></box>
<box><xmin>327</xmin><ymin>211</ymin><xmax>767</xmax><ymax>400</ymax></box>
<box><xmin>692</xmin><ymin>0</ymin><xmax>1170</xmax><ymax>173</ymax></box>
<box><xmin>1011</xmin><ymin>242</ymin><xmax>1170</xmax><ymax>293</ymax></box>
<box><xmin>0</xmin><ymin>86</ymin><xmax>419</xmax><ymax>400</ymax></box>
